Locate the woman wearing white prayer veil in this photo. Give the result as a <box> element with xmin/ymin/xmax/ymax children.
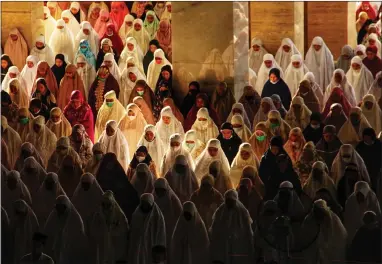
<box><xmin>194</xmin><ymin>139</ymin><xmax>230</xmax><ymax>181</ymax></box>
<box><xmin>231</xmin><ymin>114</ymin><xmax>252</xmax><ymax>142</ymax></box>
<box><xmin>302</xmin><ymin>199</ymin><xmax>347</xmax><ymax>264</ymax></box>
<box><xmin>49</xmin><ymin>19</ymin><xmax>74</xmax><ymax>63</ymax></box>
<box><xmin>147</xmin><ymin>48</ymin><xmax>171</xmax><ymax>90</ymax></box>
<box><xmin>303</xmin><ymin>161</ymin><xmax>337</xmax><ymax>200</ymax></box>
<box><xmin>120</xmin><ymin>66</ymin><xmax>146</xmax><ymax>106</ymax></box>
<box><xmin>119</xmin><ymin>14</ymin><xmax>135</xmax><ymax>45</ymax></box>
<box><xmin>355</xmin><ymin>44</ymin><xmax>367</xmax><ymax>59</ymax></box>
<box><xmin>226</xmin><ymin>103</ymin><xmax>252</xmax><ymax>131</ymax></box>
<box><xmin>43</xmin><ymin>195</ymin><xmax>88</xmax><ymax>264</ymax></box>
<box><xmin>138</xmin><ymin>125</ymin><xmax>164</xmax><ymax>168</ymax></box>
<box><xmin>346</xmin><ymin>56</ymin><xmax>374</xmax><ymax>103</ymax></box>
<box><xmin>254</xmin><ymin>53</ymin><xmax>284</xmax><ymax>94</ymax></box>
<box><xmin>8</xmin><ymin>78</ymin><xmax>30</xmax><ymax>109</ymax></box>
<box><xmin>338</xmin><ymin>107</ymin><xmax>371</xmax><ymax>146</ymax></box>
<box><xmin>61</xmin><ymin>10</ymin><xmax>81</xmax><ymax>39</ymax></box>
<box><xmin>119</xmin><ymin>37</ymin><xmax>144</xmax><ymax>73</ymax></box>
<box><xmin>160</xmin><ymin>133</ymin><xmax>195</xmax><ymax>177</ymax></box>
<box><xmin>153</xmin><ymin>178</ymin><xmax>182</xmax><ymax>254</ymax></box>
<box><xmin>368</xmin><ymin>71</ymin><xmax>382</xmax><ymax>106</ymax></box>
<box><xmin>324</xmin><ymin>69</ymin><xmax>357</xmax><ymax>107</ymax></box>
<box><xmin>275</xmin><ymin>38</ymin><xmax>301</xmax><ymax>72</ymax></box>
<box><xmin>1</xmin><ymin>116</ymin><xmax>23</xmax><ymax>169</ymax></box>
<box><xmin>43</xmin><ymin>6</ymin><xmax>56</xmax><ymax>43</ymax></box>
<box><xmin>366</xmin><ymin>33</ymin><xmax>382</xmax><ymax>58</ymax></box>
<box><xmin>305</xmin><ymin>36</ymin><xmax>335</xmax><ymax>91</ymax></box>
<box><xmin>199</xmin><ymin>48</ymin><xmax>228</xmax><ymax>82</ymax></box>
<box><xmin>30</xmin><ymin>35</ymin><xmax>55</xmax><ymax>67</ymax></box>
<box><xmin>182</xmin><ymin>130</ymin><xmax>205</xmax><ymax>161</ymax></box>
<box><xmin>344</xmin><ymin>181</ymin><xmax>381</xmax><ymax>243</ymax></box>
<box><xmin>89</xmin><ymin>191</ymin><xmax>129</xmax><ymax>264</ymax></box>
<box><xmin>98</xmin><ymin>120</ymin><xmax>130</xmax><ymax>172</ymax></box>
<box><xmin>94</xmin><ymin>90</ymin><xmax>126</xmax><ymax>141</ymax></box>
<box><xmin>102</xmin><ymin>52</ymin><xmax>121</xmax><ymax>87</ymax></box>
<box><xmin>118</xmin><ymin>103</ymin><xmax>147</xmax><ymax>158</ymax></box>
<box><xmin>191</xmin><ymin>107</ymin><xmax>219</xmax><ymax>145</ymax></box>
<box><xmin>284</xmin><ymin>54</ymin><xmax>309</xmax><ymax>96</ymax></box>
<box><xmin>20</xmin><ymin>55</ymin><xmax>39</xmax><ymax>96</ymax></box>
<box><xmin>171</xmin><ymin>201</ymin><xmax>210</xmax><ymax>264</ymax></box>
<box><xmin>1</xmin><ymin>170</ymin><xmax>32</xmax><ymax>215</ymax></box>
<box><xmin>155</xmin><ymin>106</ymin><xmax>184</xmax><ymax>147</ymax></box>
<box><xmin>248</xmin><ymin>38</ymin><xmax>268</xmax><ymax>74</ymax></box>
<box><xmin>330</xmin><ymin>144</ymin><xmax>370</xmax><ymax>185</ymax></box>
<box><xmin>1</xmin><ymin>66</ymin><xmax>28</xmax><ymax>94</ymax></box>
<box><xmin>128</xmin><ymin>193</ymin><xmax>166</xmax><ymax>264</ymax></box>
<box><xmin>303</xmin><ymin>72</ymin><xmax>324</xmax><ymax>107</ymax></box>
<box><xmin>126</xmin><ymin>19</ymin><xmax>151</xmax><ymax>55</ymax></box>
<box><xmin>285</xmin><ymin>96</ymin><xmax>312</xmax><ymax>129</ymax></box>
<box><xmin>47</xmin><ymin>1</ymin><xmax>63</xmax><ymax>20</ymax></box>
<box><xmin>230</xmin><ymin>143</ymin><xmax>259</xmax><ymax>187</ymax></box>
<box><xmin>209</xmin><ymin>189</ymin><xmax>254</xmax><ymax>264</ymax></box>
<box><xmin>75</xmin><ymin>54</ymin><xmax>96</xmax><ymax>100</ymax></box>
<box><xmin>360</xmin><ymin>94</ymin><xmax>382</xmax><ymax>134</ymax></box>
<box><xmin>74</xmin><ymin>21</ymin><xmax>100</xmax><ymax>57</ymax></box>
<box><xmin>9</xmin><ymin>199</ymin><xmax>39</xmax><ymax>264</ymax></box>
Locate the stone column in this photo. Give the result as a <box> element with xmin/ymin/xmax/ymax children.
<box><xmin>347</xmin><ymin>2</ymin><xmax>357</xmax><ymax>48</ymax></box>
<box><xmin>171</xmin><ymin>2</ymin><xmax>234</xmax><ymax>104</ymax></box>
<box><xmin>1</xmin><ymin>2</ymin><xmax>44</xmax><ymax>50</ymax></box>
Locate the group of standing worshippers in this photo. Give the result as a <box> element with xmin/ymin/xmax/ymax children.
<box><xmin>1</xmin><ymin>1</ymin><xmax>382</xmax><ymax>264</ymax></box>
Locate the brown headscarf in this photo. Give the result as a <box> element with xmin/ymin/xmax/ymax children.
<box><xmin>248</xmin><ymin>121</ymin><xmax>270</xmax><ymax>160</ymax></box>
<box><xmin>155</xmin><ymin>20</ymin><xmax>172</xmax><ymax>54</ymax></box>
<box><xmin>128</xmin><ymin>80</ymin><xmax>155</xmax><ymax>110</ymax></box>
<box><xmin>163</xmin><ymin>97</ymin><xmax>184</xmax><ymax>125</ymax></box>
<box><xmin>33</xmin><ymin>61</ymin><xmax>59</xmax><ymax>97</ymax></box>
<box><xmin>238</xmin><ymin>85</ymin><xmax>261</xmax><ymax>123</ymax></box>
<box><xmin>4</xmin><ymin>28</ymin><xmax>28</xmax><ymax>70</ymax></box>
<box><xmin>296</xmin><ymin>80</ymin><xmax>321</xmax><ymax>113</ymax></box>
<box><xmin>133</xmin><ymin>96</ymin><xmax>156</xmax><ymax>125</ymax></box>
<box><xmin>57</xmin><ymin>64</ymin><xmax>86</xmax><ymax>109</ymax></box>
<box><xmin>210</xmin><ymin>82</ymin><xmax>236</xmax><ymax>123</ymax></box>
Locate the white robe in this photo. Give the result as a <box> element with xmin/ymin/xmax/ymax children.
<box><xmin>275</xmin><ymin>38</ymin><xmax>301</xmax><ymax>72</ymax></box>
<box><xmin>49</xmin><ymin>19</ymin><xmax>75</xmax><ymax>63</ymax></box>
<box><xmin>61</xmin><ymin>10</ymin><xmax>81</xmax><ymax>40</ymax></box>
<box><xmin>30</xmin><ymin>36</ymin><xmax>55</xmax><ymax>67</ymax></box>
<box><xmin>324</xmin><ymin>69</ymin><xmax>357</xmax><ymax>107</ymax></box>
<box><xmin>119</xmin><ymin>66</ymin><xmax>146</xmax><ymax>107</ymax></box>
<box><xmin>305</xmin><ymin>36</ymin><xmax>335</xmax><ymax>92</ymax></box>
<box><xmin>360</xmin><ymin>94</ymin><xmax>382</xmax><ymax>134</ymax></box>
<box><xmin>119</xmin><ymin>37</ymin><xmax>144</xmax><ymax>73</ymax></box>
<box><xmin>138</xmin><ymin>125</ymin><xmax>164</xmax><ymax>169</ymax></box>
<box><xmin>43</xmin><ymin>6</ymin><xmax>57</xmax><ymax>43</ymax></box>
<box><xmin>254</xmin><ymin>53</ymin><xmax>284</xmax><ymax>94</ymax></box>
<box><xmin>191</xmin><ymin>108</ymin><xmax>219</xmax><ymax>145</ymax></box>
<box><xmin>146</xmin><ymin>48</ymin><xmax>171</xmax><ymax>90</ymax></box>
<box><xmin>74</xmin><ymin>21</ymin><xmax>100</xmax><ymax>57</ymax></box>
<box><xmin>284</xmin><ymin>54</ymin><xmax>309</xmax><ymax>97</ymax></box>
<box><xmin>346</xmin><ymin>56</ymin><xmax>374</xmax><ymax>103</ymax></box>
<box><xmin>155</xmin><ymin>106</ymin><xmax>184</xmax><ymax>147</ymax></box>
<box><xmin>20</xmin><ymin>55</ymin><xmax>39</xmax><ymax>97</ymax></box>
<box><xmin>367</xmin><ymin>71</ymin><xmax>382</xmax><ymax>100</ymax></box>
<box><xmin>248</xmin><ymin>38</ymin><xmax>268</xmax><ymax>74</ymax></box>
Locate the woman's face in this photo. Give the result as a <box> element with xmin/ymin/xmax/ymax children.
<box><xmin>128</xmin><ymin>72</ymin><xmax>137</xmax><ymax>82</ymax></box>
<box><xmin>10</xmin><ymin>34</ymin><xmax>18</xmax><ymax>41</ymax></box>
<box><xmin>269</xmin><ymin>73</ymin><xmax>278</xmax><ymax>83</ymax></box>
<box><xmin>282</xmin><ymin>45</ymin><xmax>291</xmax><ymax>52</ymax></box>
<box><xmin>155</xmin><ymin>57</ymin><xmax>163</xmax><ymax>65</ymax></box>
<box><xmin>100</xmin><ymin>15</ymin><xmax>108</xmax><ymax>22</ymax></box>
<box><xmin>334</xmin><ymin>72</ymin><xmax>342</xmax><ymax>83</ymax></box>
<box><xmin>62</xmin><ymin>17</ymin><xmax>70</xmax><ymax>24</ymax></box>
<box><xmin>136</xmin><ymin>86</ymin><xmax>144</xmax><ymax>92</ymax></box>
<box><xmin>313</xmin><ymin>45</ymin><xmax>321</xmax><ymax>51</ymax></box>
<box><xmin>261</xmin><ymin>102</ymin><xmax>271</xmax><ymax>113</ymax></box>
<box><xmin>1</xmin><ymin>60</ymin><xmax>8</xmax><ymax>69</ymax></box>
<box><xmin>365</xmin><ymin>101</ymin><xmax>373</xmax><ymax>110</ymax></box>
<box><xmin>82</xmin><ymin>28</ymin><xmax>90</xmax><ymax>35</ymax></box>
<box><xmin>331</xmin><ymin>105</ymin><xmax>341</xmax><ymax>116</ymax></box>
<box><xmin>166</xmin><ymin>4</ymin><xmax>172</xmax><ymax>12</ymax></box>
<box><xmin>55</xmin><ymin>59</ymin><xmax>63</xmax><ymax>67</ymax></box>
<box><xmin>369</xmin><ymin>39</ymin><xmax>376</xmax><ymax>46</ymax></box>
<box><xmin>272</xmin><ymin>100</ymin><xmax>280</xmax><ymax>109</ymax></box>
<box><xmin>91</xmin><ymin>7</ymin><xmax>100</xmax><ymax>19</ymax></box>
<box><xmin>331</xmin><ymin>92</ymin><xmax>341</xmax><ymax>102</ymax></box>
<box><xmin>126</xmin><ymin>21</ymin><xmax>133</xmax><ymax>27</ymax></box>
<box><xmin>37</xmin><ymin>83</ymin><xmax>46</xmax><ymax>93</ymax></box>
<box><xmin>196</xmin><ymin>98</ymin><xmax>205</xmax><ymax>108</ymax></box>
<box><xmin>27</xmin><ymin>61</ymin><xmax>34</xmax><ymax>68</ymax></box>
<box><xmin>162</xmin><ymin>116</ymin><xmax>171</xmax><ymax>124</ymax></box>
<box><xmin>145</xmin><ymin>131</ymin><xmax>155</xmax><ymax>141</ymax></box>
<box><xmin>134</xmin><ymin>23</ymin><xmax>142</xmax><ymax>31</ymax></box>
<box><xmin>106</xmin><ymin>27</ymin><xmax>113</xmax><ymax>35</ymax></box>
<box><xmin>292</xmin><ymin>61</ymin><xmax>300</xmax><ymax>68</ymax></box>
<box><xmin>65</xmin><ymin>71</ymin><xmax>74</xmax><ymax>78</ymax></box>
<box><xmin>161</xmin><ymin>70</ymin><xmax>170</xmax><ymax>80</ymax></box>
<box><xmin>352</xmin><ymin>63</ymin><xmax>361</xmax><ymax>71</ymax></box>
<box><xmin>221</xmin><ymin>129</ymin><xmax>232</xmax><ymax>139</ymax></box>
<box><xmin>208</xmin><ymin>147</ymin><xmax>218</xmax><ymax>157</ymax></box>
<box><xmin>77</xmin><ymin>62</ymin><xmax>86</xmax><ymax>68</ymax></box>
<box><xmin>264</xmin><ymin>60</ymin><xmax>273</xmax><ymax>68</ymax></box>
<box><xmin>240</xmin><ymin>150</ymin><xmax>251</xmax><ymax>160</ymax></box>
<box><xmin>356</xmin><ymin>50</ymin><xmax>364</xmax><ymax>56</ymax></box>
<box><xmin>147</xmin><ymin>14</ymin><xmax>154</xmax><ymax>23</ymax></box>
<box><xmin>71</xmin><ymin>99</ymin><xmax>81</xmax><ymax>109</ymax></box>
<box><xmin>48</xmin><ymin>6</ymin><xmax>56</xmax><ymax>16</ymax></box>
<box><xmin>252</xmin><ymin>45</ymin><xmax>260</xmax><ymax>51</ymax></box>
<box><xmin>10</xmin><ymin>85</ymin><xmax>18</xmax><ymax>94</ymax></box>
<box><xmin>149</xmin><ymin>44</ymin><xmax>158</xmax><ymax>53</ymax></box>
<box><xmin>9</xmin><ymin>72</ymin><xmax>17</xmax><ymax>78</ymax></box>
<box><xmin>127</xmin><ymin>43</ymin><xmax>134</xmax><ymax>51</ymax></box>
<box><xmin>232</xmin><ymin>108</ymin><xmax>242</xmax><ymax>115</ymax></box>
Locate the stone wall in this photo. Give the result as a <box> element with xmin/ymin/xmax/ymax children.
<box><xmin>1</xmin><ymin>2</ymin><xmax>44</xmax><ymax>51</ymax></box>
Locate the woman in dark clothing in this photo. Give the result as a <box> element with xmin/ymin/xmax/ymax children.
<box><xmin>126</xmin><ymin>146</ymin><xmax>158</xmax><ymax>180</ymax></box>
<box><xmin>1</xmin><ymin>91</ymin><xmax>19</xmax><ymax>126</ymax></box>
<box><xmin>216</xmin><ymin>122</ymin><xmax>242</xmax><ymax>164</ymax></box>
<box><xmin>29</xmin><ymin>98</ymin><xmax>50</xmax><ymax>121</ymax></box>
<box><xmin>96</xmin><ymin>38</ymin><xmax>120</xmax><ymax>71</ymax></box>
<box><xmin>181</xmin><ymin>81</ymin><xmax>200</xmax><ymax>118</ymax></box>
<box><xmin>259</xmin><ymin>136</ymin><xmax>301</xmax><ymax>200</ymax></box>
<box><xmin>184</xmin><ymin>93</ymin><xmax>220</xmax><ymax>131</ymax></box>
<box><xmin>337</xmin><ymin>164</ymin><xmax>363</xmax><ymax>208</ymax></box>
<box><xmin>303</xmin><ymin>112</ymin><xmax>324</xmax><ymax>145</ymax></box>
<box><xmin>96</xmin><ymin>152</ymin><xmax>140</xmax><ymax>223</ymax></box>
<box><xmin>88</xmin><ymin>64</ymin><xmax>120</xmax><ymax>120</ymax></box>
<box><xmin>1</xmin><ymin>54</ymin><xmax>13</xmax><ymax>83</ymax></box>
<box><xmin>315</xmin><ymin>125</ymin><xmax>343</xmax><ymax>170</ymax></box>
<box><xmin>271</xmin><ymin>94</ymin><xmax>287</xmax><ymax>119</ymax></box>
<box><xmin>357</xmin><ymin>19</ymin><xmax>374</xmax><ymax>44</ymax></box>
<box><xmin>32</xmin><ymin>78</ymin><xmax>57</xmax><ymax>112</ymax></box>
<box><xmin>261</xmin><ymin>68</ymin><xmax>292</xmax><ymax>110</ymax></box>
<box><xmin>238</xmin><ymin>85</ymin><xmax>261</xmax><ymax>122</ymax></box>
<box><xmin>314</xmin><ymin>187</ymin><xmax>343</xmax><ymax>220</ymax></box>
<box><xmin>153</xmin><ymin>65</ymin><xmax>172</xmax><ymax>121</ymax></box>
<box><xmin>50</xmin><ymin>54</ymin><xmax>67</xmax><ymax>87</ymax></box>
<box><xmin>143</xmin><ymin>39</ymin><xmax>161</xmax><ymax>75</ymax></box>
<box><xmin>356</xmin><ymin>127</ymin><xmax>382</xmax><ymax>193</ymax></box>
